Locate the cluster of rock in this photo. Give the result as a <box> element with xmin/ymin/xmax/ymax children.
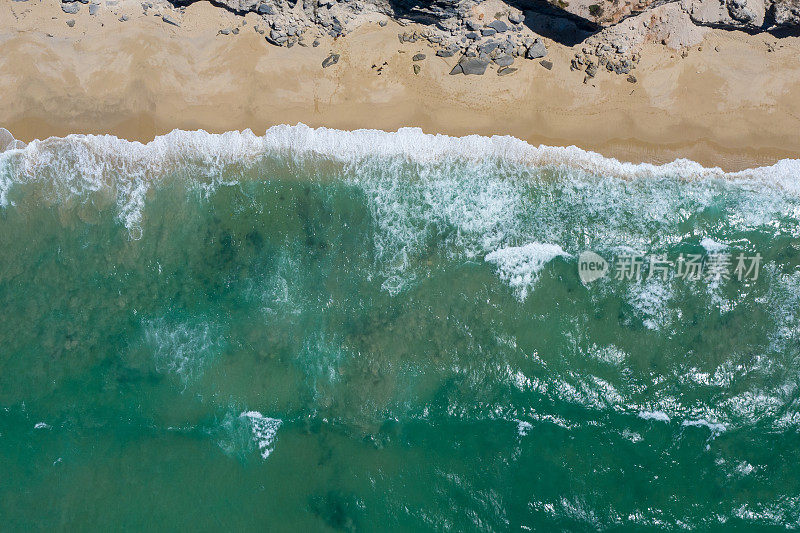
<box><xmin>49</xmin><ymin>0</ymin><xmax>800</xmax><ymax>80</ymax></box>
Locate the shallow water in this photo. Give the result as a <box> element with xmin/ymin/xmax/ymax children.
<box><xmin>2</xmin><ymin>126</ymin><xmax>800</xmax><ymax>530</ymax></box>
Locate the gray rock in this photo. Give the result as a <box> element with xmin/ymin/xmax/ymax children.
<box><xmin>525</xmin><ymin>38</ymin><xmax>547</xmax><ymax>59</ymax></box>
<box><xmin>494</xmin><ymin>54</ymin><xmax>514</xmax><ymax>67</ymax></box>
<box><xmin>162</xmin><ymin>14</ymin><xmax>180</xmax><ymax>27</ymax></box>
<box><xmin>257</xmin><ymin>3</ymin><xmax>274</xmax><ymax>15</ymax></box>
<box><xmin>379</xmin><ymin>19</ymin><xmax>388</xmax><ymax>27</ymax></box>
<box><xmin>727</xmin><ymin>0</ymin><xmax>755</xmax><ymax>23</ymax></box>
<box><xmin>481</xmin><ymin>28</ymin><xmax>496</xmax><ymax>36</ymax></box>
<box><xmin>449</xmin><ymin>63</ymin><xmax>463</xmax><ymax>75</ymax></box>
<box><xmin>220</xmin><ymin>28</ymin><xmax>231</xmax><ymax>35</ymax></box>
<box><xmin>436</xmin><ymin>47</ymin><xmax>457</xmax><ymax>57</ymax></box>
<box><xmin>119</xmin><ymin>14</ymin><xmax>128</xmax><ymax>21</ymax></box>
<box><xmin>465</xmin><ymin>19</ymin><xmax>480</xmax><ymax>31</ymax></box>
<box><xmin>487</xmin><ymin>20</ymin><xmax>508</xmax><ymax>33</ymax></box>
<box><xmin>585</xmin><ymin>63</ymin><xmax>598</xmax><ymax>77</ymax></box>
<box><xmin>465</xmin><ymin>32</ymin><xmax>479</xmax><ymax>40</ymax></box>
<box><xmin>412</xmin><ymin>53</ymin><xmax>426</xmax><ymax>61</ymax></box>
<box><xmin>459</xmin><ymin>56</ymin><xmax>489</xmax><ymax>75</ymax></box>
<box><xmin>66</xmin><ymin>19</ymin><xmax>76</xmax><ymax>27</ymax></box>
<box><xmin>627</xmin><ymin>74</ymin><xmax>637</xmax><ymax>83</ymax></box>
<box><xmin>480</xmin><ymin>41</ymin><xmax>498</xmax><ymax>54</ymax></box>
<box><xmin>539</xmin><ymin>59</ymin><xmax>553</xmax><ymax>70</ymax></box>
<box><xmin>89</xmin><ymin>2</ymin><xmax>99</xmax><ymax>15</ymax></box>
<box><xmin>61</xmin><ymin>3</ymin><xmax>80</xmax><ymax>14</ymax></box>
<box><xmin>322</xmin><ymin>53</ymin><xmax>339</xmax><ymax>68</ymax></box>
<box><xmin>497</xmin><ymin>66</ymin><xmax>517</xmax><ymax>76</ymax></box>
<box><xmin>413</xmin><ymin>64</ymin><xmax>420</xmax><ymax>74</ymax></box>
<box><xmin>508</xmin><ymin>11</ymin><xmax>524</xmax><ymax>24</ymax></box>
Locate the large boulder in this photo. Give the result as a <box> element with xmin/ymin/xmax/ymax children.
<box><xmin>772</xmin><ymin>0</ymin><xmax>800</xmax><ymax>26</ymax></box>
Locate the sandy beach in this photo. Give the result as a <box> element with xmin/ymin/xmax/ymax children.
<box><xmin>3</xmin><ymin>0</ymin><xmax>800</xmax><ymax>170</ymax></box>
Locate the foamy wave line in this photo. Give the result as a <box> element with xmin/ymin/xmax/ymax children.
<box><xmin>3</xmin><ymin>123</ymin><xmax>800</xmax><ymax>232</ymax></box>
<box><xmin>3</xmin><ymin>123</ymin><xmax>800</xmax><ymax>181</ymax></box>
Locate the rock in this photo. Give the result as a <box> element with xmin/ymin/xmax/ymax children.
<box><xmin>487</xmin><ymin>20</ymin><xmax>508</xmax><ymax>33</ymax></box>
<box><xmin>162</xmin><ymin>14</ymin><xmax>180</xmax><ymax>27</ymax></box>
<box><xmin>585</xmin><ymin>63</ymin><xmax>598</xmax><ymax>77</ymax></box>
<box><xmin>773</xmin><ymin>0</ymin><xmax>800</xmax><ymax>27</ymax></box>
<box><xmin>627</xmin><ymin>74</ymin><xmax>637</xmax><ymax>83</ymax></box>
<box><xmin>508</xmin><ymin>12</ymin><xmax>524</xmax><ymax>24</ymax></box>
<box><xmin>436</xmin><ymin>47</ymin><xmax>457</xmax><ymax>57</ymax></box>
<box><xmin>220</xmin><ymin>29</ymin><xmax>231</xmax><ymax>35</ymax></box>
<box><xmin>497</xmin><ymin>66</ymin><xmax>517</xmax><ymax>76</ymax></box>
<box><xmin>413</xmin><ymin>64</ymin><xmax>420</xmax><ymax>74</ymax></box>
<box><xmin>449</xmin><ymin>63</ymin><xmax>463</xmax><ymax>75</ymax></box>
<box><xmin>66</xmin><ymin>19</ymin><xmax>76</xmax><ymax>27</ymax></box>
<box><xmin>61</xmin><ymin>3</ymin><xmax>80</xmax><ymax>14</ymax></box>
<box><xmin>379</xmin><ymin>20</ymin><xmax>387</xmax><ymax>27</ymax></box>
<box><xmin>480</xmin><ymin>42</ymin><xmax>498</xmax><ymax>54</ymax></box>
<box><xmin>539</xmin><ymin>59</ymin><xmax>553</xmax><ymax>70</ymax></box>
<box><xmin>494</xmin><ymin>54</ymin><xmax>514</xmax><ymax>67</ymax></box>
<box><xmin>257</xmin><ymin>3</ymin><xmax>274</xmax><ymax>15</ymax></box>
<box><xmin>119</xmin><ymin>14</ymin><xmax>128</xmax><ymax>21</ymax></box>
<box><xmin>727</xmin><ymin>0</ymin><xmax>756</xmax><ymax>23</ymax></box>
<box><xmin>481</xmin><ymin>28</ymin><xmax>496</xmax><ymax>36</ymax></box>
<box><xmin>322</xmin><ymin>53</ymin><xmax>339</xmax><ymax>68</ymax></box>
<box><xmin>465</xmin><ymin>19</ymin><xmax>480</xmax><ymax>31</ymax></box>
<box><xmin>89</xmin><ymin>3</ymin><xmax>99</xmax><ymax>15</ymax></box>
<box><xmin>412</xmin><ymin>53</ymin><xmax>426</xmax><ymax>61</ymax></box>
<box><xmin>267</xmin><ymin>29</ymin><xmax>287</xmax><ymax>45</ymax></box>
<box><xmin>525</xmin><ymin>38</ymin><xmax>548</xmax><ymax>59</ymax></box>
<box><xmin>459</xmin><ymin>56</ymin><xmax>489</xmax><ymax>75</ymax></box>
<box><xmin>313</xmin><ymin>39</ymin><xmax>320</xmax><ymax>47</ymax></box>
<box><xmin>466</xmin><ymin>32</ymin><xmax>479</xmax><ymax>40</ymax></box>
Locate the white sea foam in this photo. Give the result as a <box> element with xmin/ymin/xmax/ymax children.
<box><xmin>700</xmin><ymin>237</ymin><xmax>728</xmax><ymax>253</ymax></box>
<box><xmin>638</xmin><ymin>410</ymin><xmax>671</xmax><ymax>423</ymax></box>
<box><xmin>485</xmin><ymin>243</ymin><xmax>569</xmax><ymax>300</ymax></box>
<box><xmin>1</xmin><ymin>124</ymin><xmax>800</xmax><ymax>233</ymax></box>
<box><xmin>682</xmin><ymin>418</ymin><xmax>727</xmax><ymax>435</ymax></box>
<box><xmin>240</xmin><ymin>411</ymin><xmax>282</xmax><ymax>459</ymax></box>
<box><xmin>144</xmin><ymin>318</ymin><xmax>223</xmax><ymax>386</ymax></box>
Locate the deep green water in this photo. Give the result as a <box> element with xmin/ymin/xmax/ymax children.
<box><xmin>2</xmin><ymin>128</ymin><xmax>800</xmax><ymax>530</ymax></box>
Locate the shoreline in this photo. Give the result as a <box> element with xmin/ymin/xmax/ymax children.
<box><xmin>3</xmin><ymin>1</ymin><xmax>800</xmax><ymax>171</ymax></box>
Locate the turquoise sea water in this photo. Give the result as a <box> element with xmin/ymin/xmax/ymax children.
<box><xmin>2</xmin><ymin>126</ymin><xmax>800</xmax><ymax>530</ymax></box>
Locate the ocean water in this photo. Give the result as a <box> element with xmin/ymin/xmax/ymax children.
<box><xmin>2</xmin><ymin>125</ymin><xmax>800</xmax><ymax>530</ymax></box>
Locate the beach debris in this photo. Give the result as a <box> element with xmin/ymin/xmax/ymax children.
<box><xmin>322</xmin><ymin>53</ymin><xmax>339</xmax><ymax>68</ymax></box>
